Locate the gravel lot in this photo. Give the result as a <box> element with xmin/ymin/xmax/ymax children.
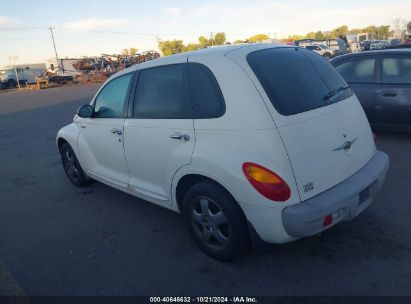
<box><xmin>0</xmin><ymin>85</ymin><xmax>410</xmax><ymax>296</ymax></box>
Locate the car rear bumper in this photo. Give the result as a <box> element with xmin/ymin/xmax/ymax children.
<box><xmin>282</xmin><ymin>150</ymin><xmax>389</xmax><ymax>238</ymax></box>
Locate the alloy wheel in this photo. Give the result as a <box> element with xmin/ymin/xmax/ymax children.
<box><xmin>190</xmin><ymin>196</ymin><xmax>230</xmax><ymax>250</ymax></box>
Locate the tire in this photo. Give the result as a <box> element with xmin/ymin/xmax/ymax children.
<box><xmin>60</xmin><ymin>143</ymin><xmax>91</xmax><ymax>187</ymax></box>
<box><xmin>183</xmin><ymin>181</ymin><xmax>250</xmax><ymax>261</ymax></box>
<box><xmin>323</xmin><ymin>53</ymin><xmax>332</xmax><ymax>60</ymax></box>
<box><xmin>7</xmin><ymin>79</ymin><xmax>16</xmax><ymax>88</ymax></box>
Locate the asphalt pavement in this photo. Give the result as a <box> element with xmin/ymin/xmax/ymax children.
<box><xmin>0</xmin><ymin>85</ymin><xmax>410</xmax><ymax>296</ymax></box>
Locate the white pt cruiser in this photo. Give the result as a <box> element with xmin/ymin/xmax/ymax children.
<box><xmin>57</xmin><ymin>44</ymin><xmax>389</xmax><ymax>261</ymax></box>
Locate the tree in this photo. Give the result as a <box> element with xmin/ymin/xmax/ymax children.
<box><xmin>306</xmin><ymin>32</ymin><xmax>316</xmax><ymax>39</ymax></box>
<box><xmin>198</xmin><ymin>36</ymin><xmax>211</xmax><ymax>47</ymax></box>
<box><xmin>129</xmin><ymin>47</ymin><xmax>138</xmax><ymax>56</ymax></box>
<box><xmin>247</xmin><ymin>34</ymin><xmax>269</xmax><ymax>43</ymax></box>
<box><xmin>393</xmin><ymin>18</ymin><xmax>403</xmax><ymax>38</ymax></box>
<box><xmin>364</xmin><ymin>25</ymin><xmax>390</xmax><ymax>39</ymax></box>
<box><xmin>348</xmin><ymin>28</ymin><xmax>364</xmax><ymax>34</ymax></box>
<box><xmin>331</xmin><ymin>25</ymin><xmax>348</xmax><ymax>38</ymax></box>
<box><xmin>121</xmin><ymin>48</ymin><xmax>129</xmax><ymax>55</ymax></box>
<box><xmin>314</xmin><ymin>31</ymin><xmax>325</xmax><ymax>40</ymax></box>
<box><xmin>184</xmin><ymin>43</ymin><xmax>200</xmax><ymax>52</ymax></box>
<box><xmin>213</xmin><ymin>32</ymin><xmax>226</xmax><ymax>45</ymax></box>
<box><xmin>288</xmin><ymin>34</ymin><xmax>304</xmax><ymax>41</ymax></box>
<box><xmin>233</xmin><ymin>39</ymin><xmax>245</xmax><ymax>44</ymax></box>
<box><xmin>375</xmin><ymin>25</ymin><xmax>391</xmax><ymax>39</ymax></box>
<box><xmin>158</xmin><ymin>39</ymin><xmax>184</xmax><ymax>56</ymax></box>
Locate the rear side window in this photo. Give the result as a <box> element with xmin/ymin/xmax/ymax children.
<box><xmin>381</xmin><ymin>57</ymin><xmax>411</xmax><ymax>84</ymax></box>
<box><xmin>334</xmin><ymin>58</ymin><xmax>375</xmax><ymax>83</ymax></box>
<box><xmin>133</xmin><ymin>64</ymin><xmax>192</xmax><ymax>119</ymax></box>
<box><xmin>247</xmin><ymin>48</ymin><xmax>352</xmax><ymax>116</ymax></box>
<box><xmin>188</xmin><ymin>63</ymin><xmax>225</xmax><ymax>118</ymax></box>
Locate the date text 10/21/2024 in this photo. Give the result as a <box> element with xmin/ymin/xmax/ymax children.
<box><xmin>149</xmin><ymin>297</ymin><xmax>258</xmax><ymax>303</ymax></box>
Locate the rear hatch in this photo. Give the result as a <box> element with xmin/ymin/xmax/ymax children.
<box><xmin>245</xmin><ymin>47</ymin><xmax>376</xmax><ymax>201</ymax></box>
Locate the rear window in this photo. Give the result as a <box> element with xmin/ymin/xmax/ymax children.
<box><xmin>247</xmin><ymin>47</ymin><xmax>352</xmax><ymax>116</ymax></box>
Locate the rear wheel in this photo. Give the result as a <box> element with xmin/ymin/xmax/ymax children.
<box><xmin>183</xmin><ymin>181</ymin><xmax>250</xmax><ymax>261</ymax></box>
<box><xmin>7</xmin><ymin>79</ymin><xmax>16</xmax><ymax>88</ymax></box>
<box><xmin>60</xmin><ymin>143</ymin><xmax>91</xmax><ymax>187</ymax></box>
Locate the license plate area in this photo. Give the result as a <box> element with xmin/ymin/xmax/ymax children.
<box><xmin>359</xmin><ymin>187</ymin><xmax>370</xmax><ymax>205</ymax></box>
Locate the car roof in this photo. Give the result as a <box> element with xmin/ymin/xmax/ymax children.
<box><xmin>330</xmin><ymin>48</ymin><xmax>411</xmax><ymax>63</ymax></box>
<box><xmin>112</xmin><ymin>43</ymin><xmax>291</xmax><ymax>78</ymax></box>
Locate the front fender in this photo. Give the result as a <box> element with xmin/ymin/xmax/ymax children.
<box><xmin>56</xmin><ymin>122</ymin><xmax>81</xmax><ymax>157</ymax></box>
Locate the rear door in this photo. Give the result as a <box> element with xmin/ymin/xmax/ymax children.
<box><xmin>235</xmin><ymin>47</ymin><xmax>376</xmax><ymax>201</ymax></box>
<box><xmin>123</xmin><ymin>60</ymin><xmax>195</xmax><ymax>205</ymax></box>
<box><xmin>333</xmin><ymin>55</ymin><xmax>378</xmax><ymax>123</ymax></box>
<box><xmin>375</xmin><ymin>55</ymin><xmax>411</xmax><ymax>126</ymax></box>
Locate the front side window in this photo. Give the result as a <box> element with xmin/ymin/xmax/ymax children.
<box><xmin>334</xmin><ymin>58</ymin><xmax>375</xmax><ymax>83</ymax></box>
<box><xmin>94</xmin><ymin>73</ymin><xmax>133</xmax><ymax>118</ymax></box>
<box><xmin>247</xmin><ymin>47</ymin><xmax>352</xmax><ymax>116</ymax></box>
<box><xmin>133</xmin><ymin>64</ymin><xmax>191</xmax><ymax>119</ymax></box>
<box><xmin>381</xmin><ymin>57</ymin><xmax>411</xmax><ymax>84</ymax></box>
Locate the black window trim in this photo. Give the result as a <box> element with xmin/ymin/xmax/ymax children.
<box><xmin>91</xmin><ymin>72</ymin><xmax>135</xmax><ymax>119</ymax></box>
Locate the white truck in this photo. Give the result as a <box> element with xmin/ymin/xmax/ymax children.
<box><xmin>305</xmin><ymin>45</ymin><xmax>335</xmax><ymax>59</ymax></box>
<box><xmin>0</xmin><ymin>63</ymin><xmax>46</xmax><ymax>89</ymax></box>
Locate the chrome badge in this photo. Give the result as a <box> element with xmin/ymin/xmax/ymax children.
<box><xmin>333</xmin><ymin>134</ymin><xmax>358</xmax><ymax>151</ymax></box>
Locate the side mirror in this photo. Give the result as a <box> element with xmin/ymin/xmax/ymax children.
<box><xmin>76</xmin><ymin>104</ymin><xmax>93</xmax><ymax>118</ymax></box>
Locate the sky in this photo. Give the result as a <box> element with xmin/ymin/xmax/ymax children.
<box><xmin>0</xmin><ymin>0</ymin><xmax>410</xmax><ymax>67</ymax></box>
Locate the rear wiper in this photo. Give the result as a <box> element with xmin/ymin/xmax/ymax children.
<box><xmin>323</xmin><ymin>86</ymin><xmax>350</xmax><ymax>101</ymax></box>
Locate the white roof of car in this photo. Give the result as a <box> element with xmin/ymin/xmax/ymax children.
<box><xmin>113</xmin><ymin>43</ymin><xmax>292</xmax><ymax>79</ymax></box>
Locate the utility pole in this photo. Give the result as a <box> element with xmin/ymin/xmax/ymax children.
<box><xmin>49</xmin><ymin>27</ymin><xmax>59</xmax><ymax>68</ymax></box>
<box><xmin>8</xmin><ymin>55</ymin><xmax>21</xmax><ymax>91</ymax></box>
<box><xmin>210</xmin><ymin>32</ymin><xmax>214</xmax><ymax>46</ymax></box>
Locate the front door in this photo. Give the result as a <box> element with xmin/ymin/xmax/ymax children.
<box><xmin>124</xmin><ymin>60</ymin><xmax>195</xmax><ymax>205</ymax></box>
<box><xmin>77</xmin><ymin>73</ymin><xmax>133</xmax><ymax>190</ymax></box>
<box><xmin>333</xmin><ymin>56</ymin><xmax>378</xmax><ymax>123</ymax></box>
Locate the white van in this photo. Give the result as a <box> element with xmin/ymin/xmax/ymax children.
<box><xmin>57</xmin><ymin>44</ymin><xmax>389</xmax><ymax>260</ymax></box>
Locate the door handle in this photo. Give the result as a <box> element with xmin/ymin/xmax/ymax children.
<box><xmin>382</xmin><ymin>91</ymin><xmax>397</xmax><ymax>97</ymax></box>
<box><xmin>111</xmin><ymin>128</ymin><xmax>123</xmax><ymax>135</ymax></box>
<box><xmin>170</xmin><ymin>133</ymin><xmax>190</xmax><ymax>142</ymax></box>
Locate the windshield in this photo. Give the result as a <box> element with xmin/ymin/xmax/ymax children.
<box><xmin>247</xmin><ymin>47</ymin><xmax>353</xmax><ymax>116</ymax></box>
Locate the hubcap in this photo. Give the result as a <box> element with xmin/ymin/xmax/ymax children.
<box><xmin>65</xmin><ymin>150</ymin><xmax>80</xmax><ymax>180</ymax></box>
<box><xmin>191</xmin><ymin>197</ymin><xmax>230</xmax><ymax>250</ymax></box>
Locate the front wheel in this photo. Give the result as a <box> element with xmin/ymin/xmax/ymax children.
<box><xmin>60</xmin><ymin>143</ymin><xmax>91</xmax><ymax>187</ymax></box>
<box><xmin>183</xmin><ymin>181</ymin><xmax>250</xmax><ymax>261</ymax></box>
<box><xmin>323</xmin><ymin>53</ymin><xmax>332</xmax><ymax>60</ymax></box>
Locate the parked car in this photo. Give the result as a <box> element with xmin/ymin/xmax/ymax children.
<box><xmin>331</xmin><ymin>49</ymin><xmax>411</xmax><ymax>129</ymax></box>
<box><xmin>305</xmin><ymin>45</ymin><xmax>334</xmax><ymax>59</ymax></box>
<box><xmin>390</xmin><ymin>39</ymin><xmax>401</xmax><ymax>47</ymax></box>
<box><xmin>57</xmin><ymin>45</ymin><xmax>389</xmax><ymax>261</ymax></box>
<box><xmin>370</xmin><ymin>40</ymin><xmax>386</xmax><ymax>50</ymax></box>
